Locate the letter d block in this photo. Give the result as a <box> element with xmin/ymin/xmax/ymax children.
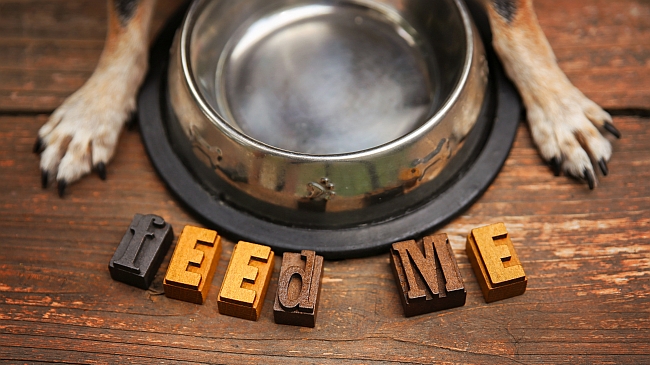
<box><xmin>109</xmin><ymin>214</ymin><xmax>174</xmax><ymax>289</ymax></box>
<box><xmin>218</xmin><ymin>241</ymin><xmax>275</xmax><ymax>321</ymax></box>
<box><xmin>163</xmin><ymin>226</ymin><xmax>222</xmax><ymax>304</ymax></box>
<box><xmin>466</xmin><ymin>223</ymin><xmax>527</xmax><ymax>303</ymax></box>
<box><xmin>390</xmin><ymin>233</ymin><xmax>466</xmax><ymax>317</ymax></box>
<box><xmin>273</xmin><ymin>250</ymin><xmax>324</xmax><ymax>327</ymax></box>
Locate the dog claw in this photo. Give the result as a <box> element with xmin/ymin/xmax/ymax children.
<box><xmin>598</xmin><ymin>159</ymin><xmax>609</xmax><ymax>176</ymax></box>
<box><xmin>550</xmin><ymin>157</ymin><xmax>561</xmax><ymax>176</ymax></box>
<box><xmin>57</xmin><ymin>180</ymin><xmax>67</xmax><ymax>198</ymax></box>
<box><xmin>33</xmin><ymin>137</ymin><xmax>45</xmax><ymax>154</ymax></box>
<box><xmin>41</xmin><ymin>170</ymin><xmax>49</xmax><ymax>189</ymax></box>
<box><xmin>96</xmin><ymin>162</ymin><xmax>107</xmax><ymax>180</ymax></box>
<box><xmin>126</xmin><ymin>111</ymin><xmax>138</xmax><ymax>130</ymax></box>
<box><xmin>583</xmin><ymin>168</ymin><xmax>595</xmax><ymax>190</ymax></box>
<box><xmin>603</xmin><ymin>122</ymin><xmax>621</xmax><ymax>139</ymax></box>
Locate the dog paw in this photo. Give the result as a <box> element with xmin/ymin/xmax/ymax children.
<box><xmin>526</xmin><ymin>86</ymin><xmax>620</xmax><ymax>189</ymax></box>
<box><xmin>34</xmin><ymin>72</ymin><xmax>138</xmax><ymax>197</ymax></box>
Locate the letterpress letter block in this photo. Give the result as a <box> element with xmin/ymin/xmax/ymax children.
<box><xmin>466</xmin><ymin>223</ymin><xmax>527</xmax><ymax>303</ymax></box>
<box><xmin>273</xmin><ymin>250</ymin><xmax>324</xmax><ymax>327</ymax></box>
<box><xmin>163</xmin><ymin>225</ymin><xmax>222</xmax><ymax>304</ymax></box>
<box><xmin>109</xmin><ymin>214</ymin><xmax>173</xmax><ymax>289</ymax></box>
<box><xmin>390</xmin><ymin>233</ymin><xmax>466</xmax><ymax>317</ymax></box>
<box><xmin>218</xmin><ymin>241</ymin><xmax>275</xmax><ymax>321</ymax></box>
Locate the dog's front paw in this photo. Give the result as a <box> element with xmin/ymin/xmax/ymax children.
<box><xmin>34</xmin><ymin>74</ymin><xmax>137</xmax><ymax>197</ymax></box>
<box><xmin>526</xmin><ymin>86</ymin><xmax>620</xmax><ymax>189</ymax></box>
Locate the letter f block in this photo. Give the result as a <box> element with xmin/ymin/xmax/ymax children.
<box><xmin>109</xmin><ymin>214</ymin><xmax>174</xmax><ymax>289</ymax></box>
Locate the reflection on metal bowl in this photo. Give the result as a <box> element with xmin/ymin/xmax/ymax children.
<box><xmin>167</xmin><ymin>0</ymin><xmax>488</xmax><ymax>228</ymax></box>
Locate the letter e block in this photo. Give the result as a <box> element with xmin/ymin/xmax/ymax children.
<box><xmin>218</xmin><ymin>241</ymin><xmax>275</xmax><ymax>321</ymax></box>
<box><xmin>109</xmin><ymin>214</ymin><xmax>174</xmax><ymax>289</ymax></box>
<box><xmin>163</xmin><ymin>225</ymin><xmax>222</xmax><ymax>304</ymax></box>
<box><xmin>466</xmin><ymin>223</ymin><xmax>527</xmax><ymax>303</ymax></box>
<box><xmin>390</xmin><ymin>233</ymin><xmax>466</xmax><ymax>317</ymax></box>
<box><xmin>273</xmin><ymin>250</ymin><xmax>324</xmax><ymax>327</ymax></box>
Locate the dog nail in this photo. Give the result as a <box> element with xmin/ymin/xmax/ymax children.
<box><xmin>33</xmin><ymin>137</ymin><xmax>45</xmax><ymax>154</ymax></box>
<box><xmin>598</xmin><ymin>159</ymin><xmax>609</xmax><ymax>176</ymax></box>
<box><xmin>96</xmin><ymin>162</ymin><xmax>107</xmax><ymax>180</ymax></box>
<box><xmin>603</xmin><ymin>122</ymin><xmax>621</xmax><ymax>139</ymax></box>
<box><xmin>584</xmin><ymin>168</ymin><xmax>595</xmax><ymax>190</ymax></box>
<box><xmin>57</xmin><ymin>180</ymin><xmax>67</xmax><ymax>198</ymax></box>
<box><xmin>41</xmin><ymin>170</ymin><xmax>49</xmax><ymax>189</ymax></box>
<box><xmin>126</xmin><ymin>111</ymin><xmax>138</xmax><ymax>130</ymax></box>
<box><xmin>550</xmin><ymin>157</ymin><xmax>561</xmax><ymax>176</ymax></box>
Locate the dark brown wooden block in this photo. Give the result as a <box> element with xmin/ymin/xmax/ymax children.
<box><xmin>163</xmin><ymin>225</ymin><xmax>222</xmax><ymax>304</ymax></box>
<box><xmin>109</xmin><ymin>214</ymin><xmax>174</xmax><ymax>289</ymax></box>
<box><xmin>466</xmin><ymin>222</ymin><xmax>527</xmax><ymax>303</ymax></box>
<box><xmin>273</xmin><ymin>250</ymin><xmax>324</xmax><ymax>328</ymax></box>
<box><xmin>390</xmin><ymin>233</ymin><xmax>466</xmax><ymax>317</ymax></box>
<box><xmin>218</xmin><ymin>241</ymin><xmax>275</xmax><ymax>321</ymax></box>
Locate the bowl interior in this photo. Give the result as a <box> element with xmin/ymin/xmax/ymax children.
<box><xmin>189</xmin><ymin>0</ymin><xmax>468</xmax><ymax>155</ymax></box>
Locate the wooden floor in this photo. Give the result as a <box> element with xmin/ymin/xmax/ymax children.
<box><xmin>1</xmin><ymin>1</ymin><xmax>649</xmax><ymax>363</ymax></box>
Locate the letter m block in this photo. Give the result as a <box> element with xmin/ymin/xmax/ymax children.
<box><xmin>390</xmin><ymin>233</ymin><xmax>466</xmax><ymax>317</ymax></box>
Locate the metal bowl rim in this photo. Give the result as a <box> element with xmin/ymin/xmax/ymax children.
<box><xmin>179</xmin><ymin>0</ymin><xmax>476</xmax><ymax>162</ymax></box>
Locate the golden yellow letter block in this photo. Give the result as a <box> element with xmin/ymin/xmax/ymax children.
<box><xmin>163</xmin><ymin>226</ymin><xmax>222</xmax><ymax>304</ymax></box>
<box><xmin>218</xmin><ymin>241</ymin><xmax>275</xmax><ymax>321</ymax></box>
<box><xmin>466</xmin><ymin>223</ymin><xmax>527</xmax><ymax>303</ymax></box>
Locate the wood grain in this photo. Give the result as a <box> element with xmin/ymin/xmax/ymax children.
<box><xmin>0</xmin><ymin>0</ymin><xmax>186</xmax><ymax>112</ymax></box>
<box><xmin>3</xmin><ymin>113</ymin><xmax>648</xmax><ymax>363</ymax></box>
<box><xmin>0</xmin><ymin>0</ymin><xmax>646</xmax><ymax>112</ymax></box>
<box><xmin>0</xmin><ymin>0</ymin><xmax>649</xmax><ymax>363</ymax></box>
<box><xmin>534</xmin><ymin>0</ymin><xmax>650</xmax><ymax>109</ymax></box>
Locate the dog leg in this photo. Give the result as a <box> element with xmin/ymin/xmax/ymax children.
<box><xmin>34</xmin><ymin>0</ymin><xmax>156</xmax><ymax>196</ymax></box>
<box><xmin>485</xmin><ymin>0</ymin><xmax>619</xmax><ymax>188</ymax></box>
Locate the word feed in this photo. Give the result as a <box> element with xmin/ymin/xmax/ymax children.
<box><xmin>109</xmin><ymin>214</ymin><xmax>174</xmax><ymax>289</ymax></box>
<box><xmin>466</xmin><ymin>223</ymin><xmax>527</xmax><ymax>302</ymax></box>
<box><xmin>390</xmin><ymin>233</ymin><xmax>466</xmax><ymax>317</ymax></box>
<box><xmin>274</xmin><ymin>250</ymin><xmax>324</xmax><ymax>327</ymax></box>
<box><xmin>218</xmin><ymin>241</ymin><xmax>275</xmax><ymax>321</ymax></box>
<box><xmin>164</xmin><ymin>225</ymin><xmax>222</xmax><ymax>304</ymax></box>
<box><xmin>108</xmin><ymin>215</ymin><xmax>528</xmax><ymax>326</ymax></box>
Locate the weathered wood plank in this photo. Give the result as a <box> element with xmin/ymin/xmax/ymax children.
<box><xmin>534</xmin><ymin>0</ymin><xmax>650</xmax><ymax>109</ymax></box>
<box><xmin>0</xmin><ymin>0</ymin><xmax>648</xmax><ymax>112</ymax></box>
<box><xmin>1</xmin><ymin>114</ymin><xmax>648</xmax><ymax>363</ymax></box>
<box><xmin>0</xmin><ymin>0</ymin><xmax>186</xmax><ymax>112</ymax></box>
<box><xmin>535</xmin><ymin>0</ymin><xmax>650</xmax><ymax>109</ymax></box>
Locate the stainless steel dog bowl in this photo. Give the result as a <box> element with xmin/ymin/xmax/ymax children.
<box><xmin>167</xmin><ymin>0</ymin><xmax>488</xmax><ymax>228</ymax></box>
<box><xmin>138</xmin><ymin>0</ymin><xmax>521</xmax><ymax>257</ymax></box>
